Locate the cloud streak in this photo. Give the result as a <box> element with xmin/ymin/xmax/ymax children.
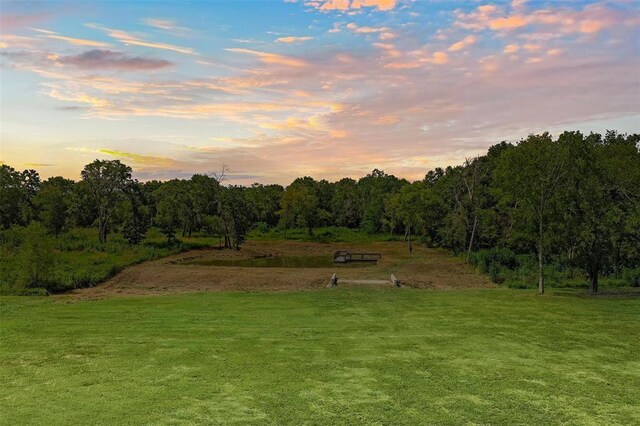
<box><xmin>306</xmin><ymin>0</ymin><xmax>397</xmax><ymax>12</ymax></box>
<box><xmin>56</xmin><ymin>49</ymin><xmax>173</xmax><ymax>71</ymax></box>
<box><xmin>85</xmin><ymin>23</ymin><xmax>197</xmax><ymax>54</ymax></box>
<box><xmin>30</xmin><ymin>28</ymin><xmax>111</xmax><ymax>47</ymax></box>
<box><xmin>226</xmin><ymin>48</ymin><xmax>308</xmax><ymax>67</ymax></box>
<box><xmin>141</xmin><ymin>18</ymin><xmax>192</xmax><ymax>36</ymax></box>
<box><xmin>276</xmin><ymin>36</ymin><xmax>313</xmax><ymax>43</ymax></box>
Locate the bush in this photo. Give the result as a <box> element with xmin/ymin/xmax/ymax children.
<box><xmin>0</xmin><ymin>226</ymin><xmax>220</xmax><ymax>295</ymax></box>
<box><xmin>254</xmin><ymin>222</ymin><xmax>270</xmax><ymax>234</ymax></box>
<box><xmin>19</xmin><ymin>223</ymin><xmax>56</xmax><ymax>290</ymax></box>
<box><xmin>470</xmin><ymin>247</ymin><xmax>518</xmax><ymax>284</ymax></box>
<box><xmin>623</xmin><ymin>268</ymin><xmax>640</xmax><ymax>287</ymax></box>
<box><xmin>0</xmin><ymin>227</ymin><xmax>25</xmax><ymax>249</ymax></box>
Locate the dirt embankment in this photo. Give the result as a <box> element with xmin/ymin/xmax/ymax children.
<box><xmin>70</xmin><ymin>241</ymin><xmax>493</xmax><ymax>298</ymax></box>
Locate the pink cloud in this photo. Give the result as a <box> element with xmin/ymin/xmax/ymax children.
<box><xmin>308</xmin><ymin>0</ymin><xmax>397</xmax><ymax>12</ymax></box>
<box><xmin>456</xmin><ymin>2</ymin><xmax>626</xmax><ymax>35</ymax></box>
<box><xmin>2</xmin><ymin>0</ymin><xmax>638</xmax><ymax>184</ymax></box>
<box><xmin>0</xmin><ymin>12</ymin><xmax>53</xmax><ymax>31</ymax></box>
<box><xmin>275</xmin><ymin>36</ymin><xmax>314</xmax><ymax>43</ymax></box>
<box><xmin>448</xmin><ymin>35</ymin><xmax>477</xmax><ymax>52</ymax></box>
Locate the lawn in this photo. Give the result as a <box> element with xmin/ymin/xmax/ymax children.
<box><xmin>1</xmin><ymin>288</ymin><xmax>639</xmax><ymax>424</ymax></box>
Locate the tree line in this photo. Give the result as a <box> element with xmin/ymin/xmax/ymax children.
<box><xmin>1</xmin><ymin>130</ymin><xmax>639</xmax><ymax>294</ymax></box>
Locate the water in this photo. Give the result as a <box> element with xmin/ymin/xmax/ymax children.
<box><xmin>182</xmin><ymin>255</ymin><xmax>374</xmax><ymax>268</ymax></box>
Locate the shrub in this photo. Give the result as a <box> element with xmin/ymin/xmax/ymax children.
<box><xmin>19</xmin><ymin>223</ymin><xmax>56</xmax><ymax>290</ymax></box>
<box><xmin>0</xmin><ymin>227</ymin><xmax>25</xmax><ymax>249</ymax></box>
<box><xmin>470</xmin><ymin>247</ymin><xmax>518</xmax><ymax>284</ymax></box>
<box><xmin>254</xmin><ymin>222</ymin><xmax>270</xmax><ymax>234</ymax></box>
<box><xmin>623</xmin><ymin>267</ymin><xmax>640</xmax><ymax>287</ymax></box>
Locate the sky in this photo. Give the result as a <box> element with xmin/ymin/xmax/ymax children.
<box><xmin>0</xmin><ymin>0</ymin><xmax>638</xmax><ymax>184</ymax></box>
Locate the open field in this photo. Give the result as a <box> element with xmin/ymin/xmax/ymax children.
<box><xmin>1</xmin><ymin>288</ymin><xmax>639</xmax><ymax>424</ymax></box>
<box><xmin>70</xmin><ymin>241</ymin><xmax>493</xmax><ymax>298</ymax></box>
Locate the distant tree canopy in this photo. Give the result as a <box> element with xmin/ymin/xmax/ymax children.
<box><xmin>1</xmin><ymin>130</ymin><xmax>638</xmax><ymax>293</ymax></box>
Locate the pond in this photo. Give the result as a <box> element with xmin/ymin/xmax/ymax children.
<box><xmin>182</xmin><ymin>255</ymin><xmax>374</xmax><ymax>268</ymax></box>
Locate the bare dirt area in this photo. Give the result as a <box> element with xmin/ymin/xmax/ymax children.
<box><xmin>70</xmin><ymin>241</ymin><xmax>494</xmax><ymax>298</ymax></box>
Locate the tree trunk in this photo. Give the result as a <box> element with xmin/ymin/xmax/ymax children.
<box><xmin>466</xmin><ymin>215</ymin><xmax>478</xmax><ymax>263</ymax></box>
<box><xmin>538</xmin><ymin>217</ymin><xmax>544</xmax><ymax>295</ymax></box>
<box><xmin>589</xmin><ymin>270</ymin><xmax>599</xmax><ymax>295</ymax></box>
<box><xmin>98</xmin><ymin>217</ymin><xmax>107</xmax><ymax>244</ymax></box>
<box><xmin>283</xmin><ymin>210</ymin><xmax>288</xmax><ymax>239</ymax></box>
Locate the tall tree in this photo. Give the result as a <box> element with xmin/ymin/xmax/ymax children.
<box><xmin>122</xmin><ymin>180</ymin><xmax>150</xmax><ymax>245</ymax></box>
<box><xmin>562</xmin><ymin>131</ymin><xmax>640</xmax><ymax>294</ymax></box>
<box><xmin>358</xmin><ymin>169</ymin><xmax>407</xmax><ymax>233</ymax></box>
<box><xmin>154</xmin><ymin>180</ymin><xmax>183</xmax><ymax>244</ymax></box>
<box><xmin>245</xmin><ymin>183</ymin><xmax>283</xmax><ymax>228</ymax></box>
<box><xmin>81</xmin><ymin>160</ymin><xmax>133</xmax><ymax>243</ymax></box>
<box><xmin>385</xmin><ymin>182</ymin><xmax>425</xmax><ymax>252</ymax></box>
<box><xmin>332</xmin><ymin>178</ymin><xmax>361</xmax><ymax>228</ymax></box>
<box><xmin>495</xmin><ymin>133</ymin><xmax>568</xmax><ymax>295</ymax></box>
<box><xmin>279</xmin><ymin>184</ymin><xmax>319</xmax><ymax>237</ymax></box>
<box><xmin>35</xmin><ymin>176</ymin><xmax>75</xmax><ymax>235</ymax></box>
<box><xmin>220</xmin><ymin>186</ymin><xmax>254</xmax><ymax>249</ymax></box>
<box><xmin>0</xmin><ymin>165</ymin><xmax>40</xmax><ymax>228</ymax></box>
<box><xmin>460</xmin><ymin>157</ymin><xmax>489</xmax><ymax>261</ymax></box>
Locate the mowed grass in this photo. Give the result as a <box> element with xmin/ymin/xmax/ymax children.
<box><xmin>1</xmin><ymin>289</ymin><xmax>639</xmax><ymax>424</ymax></box>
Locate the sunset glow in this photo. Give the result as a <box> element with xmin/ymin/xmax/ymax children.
<box><xmin>1</xmin><ymin>0</ymin><xmax>638</xmax><ymax>184</ymax></box>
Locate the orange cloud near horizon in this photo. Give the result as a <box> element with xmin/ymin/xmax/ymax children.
<box><xmin>226</xmin><ymin>48</ymin><xmax>308</xmax><ymax>67</ymax></box>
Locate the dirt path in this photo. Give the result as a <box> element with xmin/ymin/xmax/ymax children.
<box><xmin>70</xmin><ymin>241</ymin><xmax>493</xmax><ymax>298</ymax></box>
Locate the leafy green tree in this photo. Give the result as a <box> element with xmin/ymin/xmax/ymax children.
<box><xmin>417</xmin><ymin>171</ymin><xmax>449</xmax><ymax>247</ymax></box>
<box><xmin>81</xmin><ymin>160</ymin><xmax>133</xmax><ymax>243</ymax></box>
<box><xmin>495</xmin><ymin>133</ymin><xmax>568</xmax><ymax>295</ymax></box>
<box><xmin>278</xmin><ymin>186</ymin><xmax>296</xmax><ymax>238</ymax></box>
<box><xmin>279</xmin><ymin>184</ymin><xmax>319</xmax><ymax>236</ymax></box>
<box><xmin>220</xmin><ymin>186</ymin><xmax>254</xmax><ymax>249</ymax></box>
<box><xmin>190</xmin><ymin>174</ymin><xmax>221</xmax><ymax>232</ymax></box>
<box><xmin>154</xmin><ymin>180</ymin><xmax>183</xmax><ymax>244</ymax></box>
<box><xmin>562</xmin><ymin>131</ymin><xmax>640</xmax><ymax>293</ymax></box>
<box><xmin>35</xmin><ymin>177</ymin><xmax>75</xmax><ymax>235</ymax></box>
<box><xmin>0</xmin><ymin>165</ymin><xmax>40</xmax><ymax>228</ymax></box>
<box><xmin>201</xmin><ymin>214</ymin><xmax>225</xmax><ymax>247</ymax></box>
<box><xmin>122</xmin><ymin>180</ymin><xmax>150</xmax><ymax>245</ymax></box>
<box><xmin>385</xmin><ymin>182</ymin><xmax>425</xmax><ymax>251</ymax></box>
<box><xmin>358</xmin><ymin>169</ymin><xmax>407</xmax><ymax>233</ymax></box>
<box><xmin>245</xmin><ymin>183</ymin><xmax>283</xmax><ymax>228</ymax></box>
<box><xmin>0</xmin><ymin>165</ymin><xmax>24</xmax><ymax>228</ymax></box>
<box><xmin>332</xmin><ymin>178</ymin><xmax>360</xmax><ymax>228</ymax></box>
<box><xmin>69</xmin><ymin>180</ymin><xmax>98</xmax><ymax>227</ymax></box>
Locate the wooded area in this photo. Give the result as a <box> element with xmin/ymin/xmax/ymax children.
<box><xmin>1</xmin><ymin>130</ymin><xmax>639</xmax><ymax>295</ymax></box>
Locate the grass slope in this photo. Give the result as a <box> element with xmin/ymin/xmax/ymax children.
<box><xmin>1</xmin><ymin>289</ymin><xmax>639</xmax><ymax>424</ymax></box>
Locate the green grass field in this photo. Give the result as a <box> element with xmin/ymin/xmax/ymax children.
<box><xmin>1</xmin><ymin>288</ymin><xmax>639</xmax><ymax>424</ymax></box>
